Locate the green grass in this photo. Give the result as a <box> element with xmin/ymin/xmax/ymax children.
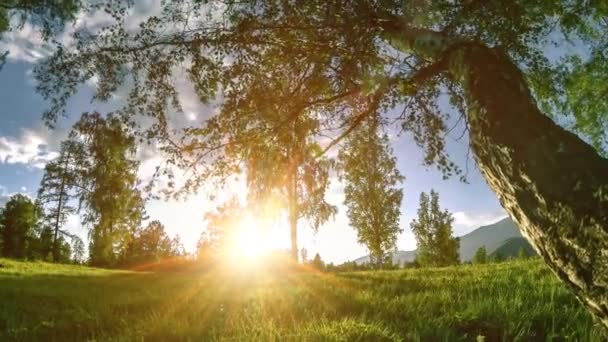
<box><xmin>0</xmin><ymin>258</ymin><xmax>604</xmax><ymax>341</ymax></box>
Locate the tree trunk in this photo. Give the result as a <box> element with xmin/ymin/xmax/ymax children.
<box><xmin>445</xmin><ymin>42</ymin><xmax>608</xmax><ymax>327</ymax></box>
<box><xmin>288</xmin><ymin>154</ymin><xmax>299</xmax><ymax>262</ymax></box>
<box><xmin>52</xmin><ymin>150</ymin><xmax>70</xmax><ymax>262</ymax></box>
<box><xmin>382</xmin><ymin>22</ymin><xmax>608</xmax><ymax>327</ymax></box>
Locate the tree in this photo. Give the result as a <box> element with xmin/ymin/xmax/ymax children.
<box><xmin>339</xmin><ymin>116</ymin><xmax>404</xmax><ymax>269</ymax></box>
<box><xmin>120</xmin><ymin>220</ymin><xmax>181</xmax><ymax>265</ymax></box>
<box><xmin>311</xmin><ymin>253</ymin><xmax>324</xmax><ymax>271</ymax></box>
<box><xmin>492</xmin><ymin>252</ymin><xmax>506</xmax><ymax>263</ymax></box>
<box><xmin>518</xmin><ymin>247</ymin><xmax>528</xmax><ymax>260</ymax></box>
<box><xmin>197</xmin><ymin>197</ymin><xmax>242</xmax><ymax>261</ymax></box>
<box><xmin>473</xmin><ymin>246</ymin><xmax>487</xmax><ymax>264</ymax></box>
<box><xmin>0</xmin><ymin>194</ymin><xmax>39</xmax><ymax>259</ymax></box>
<box><xmin>34</xmin><ymin>1</ymin><xmax>608</xmax><ymax>327</ymax></box>
<box><xmin>300</xmin><ymin>247</ymin><xmax>308</xmax><ymax>264</ymax></box>
<box><xmin>71</xmin><ymin>235</ymin><xmax>85</xmax><ymax>263</ymax></box>
<box><xmin>70</xmin><ymin>112</ymin><xmax>145</xmax><ymax>267</ymax></box>
<box><xmin>411</xmin><ymin>190</ymin><xmax>459</xmax><ymax>267</ymax></box>
<box><xmin>37</xmin><ymin>140</ymin><xmax>86</xmax><ymax>262</ymax></box>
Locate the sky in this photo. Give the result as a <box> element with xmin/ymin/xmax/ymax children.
<box><xmin>0</xmin><ymin>3</ymin><xmax>508</xmax><ymax>264</ymax></box>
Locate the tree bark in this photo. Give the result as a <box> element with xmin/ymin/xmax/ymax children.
<box><xmin>382</xmin><ymin>21</ymin><xmax>608</xmax><ymax>327</ymax></box>
<box><xmin>445</xmin><ymin>42</ymin><xmax>608</xmax><ymax>327</ymax></box>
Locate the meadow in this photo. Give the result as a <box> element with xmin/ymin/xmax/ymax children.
<box><xmin>0</xmin><ymin>257</ymin><xmax>604</xmax><ymax>341</ymax></box>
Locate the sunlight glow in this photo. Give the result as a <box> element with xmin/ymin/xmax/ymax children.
<box><xmin>226</xmin><ymin>214</ymin><xmax>286</xmax><ymax>266</ymax></box>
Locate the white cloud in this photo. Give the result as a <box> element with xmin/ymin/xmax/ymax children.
<box><xmin>0</xmin><ymin>21</ymin><xmax>51</xmax><ymax>63</ymax></box>
<box><xmin>0</xmin><ymin>1</ymin><xmax>160</xmax><ymax>64</ymax></box>
<box><xmin>452</xmin><ymin>210</ymin><xmax>508</xmax><ymax>236</ymax></box>
<box><xmin>0</xmin><ymin>129</ymin><xmax>59</xmax><ymax>168</ymax></box>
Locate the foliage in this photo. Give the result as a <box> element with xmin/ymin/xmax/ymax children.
<box><xmin>0</xmin><ymin>258</ymin><xmax>603</xmax><ymax>340</ymax></box>
<box><xmin>120</xmin><ymin>220</ymin><xmax>182</xmax><ymax>266</ymax></box>
<box><xmin>34</xmin><ymin>1</ymin><xmax>608</xmax><ymax>184</ymax></box>
<box><xmin>311</xmin><ymin>253</ymin><xmax>324</xmax><ymax>271</ymax></box>
<box><xmin>71</xmin><ymin>235</ymin><xmax>85</xmax><ymax>263</ymax></box>
<box><xmin>473</xmin><ymin>246</ymin><xmax>488</xmax><ymax>264</ymax></box>
<box><xmin>339</xmin><ymin>117</ymin><xmax>404</xmax><ymax>268</ymax></box>
<box><xmin>518</xmin><ymin>247</ymin><xmax>529</xmax><ymax>260</ymax></box>
<box><xmin>411</xmin><ymin>190</ymin><xmax>459</xmax><ymax>267</ymax></box>
<box><xmin>0</xmin><ymin>0</ymin><xmax>81</xmax><ymax>70</ymax></box>
<box><xmin>197</xmin><ymin>197</ymin><xmax>242</xmax><ymax>260</ymax></box>
<box><xmin>0</xmin><ymin>194</ymin><xmax>39</xmax><ymax>259</ymax></box>
<box><xmin>37</xmin><ymin>140</ymin><xmax>86</xmax><ymax>262</ymax></box>
<box><xmin>69</xmin><ymin>112</ymin><xmax>145</xmax><ymax>267</ymax></box>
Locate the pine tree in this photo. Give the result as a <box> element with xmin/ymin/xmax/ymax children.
<box><xmin>339</xmin><ymin>116</ymin><xmax>404</xmax><ymax>269</ymax></box>
<box><xmin>37</xmin><ymin>140</ymin><xmax>86</xmax><ymax>262</ymax></box>
<box><xmin>411</xmin><ymin>190</ymin><xmax>459</xmax><ymax>267</ymax></box>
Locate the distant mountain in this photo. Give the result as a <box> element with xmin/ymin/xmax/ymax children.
<box><xmin>353</xmin><ymin>216</ymin><xmax>536</xmax><ymax>264</ymax></box>
<box><xmin>457</xmin><ymin>217</ymin><xmax>521</xmax><ymax>261</ymax></box>
<box><xmin>490</xmin><ymin>237</ymin><xmax>537</xmax><ymax>259</ymax></box>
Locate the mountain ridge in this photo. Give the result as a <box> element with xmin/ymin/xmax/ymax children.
<box><xmin>353</xmin><ymin>216</ymin><xmax>536</xmax><ymax>264</ymax></box>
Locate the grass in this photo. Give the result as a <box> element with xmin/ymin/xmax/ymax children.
<box><xmin>0</xmin><ymin>257</ymin><xmax>605</xmax><ymax>341</ymax></box>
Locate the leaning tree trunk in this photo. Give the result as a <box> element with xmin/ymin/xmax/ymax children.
<box><xmin>383</xmin><ymin>24</ymin><xmax>608</xmax><ymax>328</ymax></box>
<box><xmin>448</xmin><ymin>42</ymin><xmax>608</xmax><ymax>327</ymax></box>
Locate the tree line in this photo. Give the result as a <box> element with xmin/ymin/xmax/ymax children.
<box><xmin>0</xmin><ymin>113</ymin><xmax>183</xmax><ymax>267</ymax></box>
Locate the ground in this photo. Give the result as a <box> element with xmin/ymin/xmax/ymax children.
<box><xmin>0</xmin><ymin>258</ymin><xmax>604</xmax><ymax>341</ymax></box>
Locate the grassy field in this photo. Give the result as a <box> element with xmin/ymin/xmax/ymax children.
<box><xmin>0</xmin><ymin>258</ymin><xmax>605</xmax><ymax>341</ymax></box>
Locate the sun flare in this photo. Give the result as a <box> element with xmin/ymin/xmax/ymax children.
<box><xmin>226</xmin><ymin>215</ymin><xmax>285</xmax><ymax>264</ymax></box>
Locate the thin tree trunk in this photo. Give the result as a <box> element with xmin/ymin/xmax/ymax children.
<box><xmin>288</xmin><ymin>155</ymin><xmax>299</xmax><ymax>262</ymax></box>
<box><xmin>382</xmin><ymin>22</ymin><xmax>608</xmax><ymax>327</ymax></box>
<box><xmin>52</xmin><ymin>150</ymin><xmax>70</xmax><ymax>262</ymax></box>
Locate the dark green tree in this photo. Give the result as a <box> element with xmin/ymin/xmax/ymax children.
<box><xmin>473</xmin><ymin>246</ymin><xmax>487</xmax><ymax>264</ymax></box>
<box><xmin>0</xmin><ymin>194</ymin><xmax>39</xmax><ymax>258</ymax></box>
<box><xmin>339</xmin><ymin>116</ymin><xmax>404</xmax><ymax>269</ymax></box>
<box><xmin>121</xmin><ymin>220</ymin><xmax>180</xmax><ymax>265</ymax></box>
<box><xmin>311</xmin><ymin>253</ymin><xmax>324</xmax><ymax>271</ymax></box>
<box><xmin>71</xmin><ymin>235</ymin><xmax>85</xmax><ymax>263</ymax></box>
<box><xmin>411</xmin><ymin>190</ymin><xmax>459</xmax><ymax>267</ymax></box>
<box><xmin>518</xmin><ymin>247</ymin><xmax>528</xmax><ymax>260</ymax></box>
<box><xmin>33</xmin><ymin>0</ymin><xmax>608</xmax><ymax>327</ymax></box>
<box><xmin>28</xmin><ymin>225</ymin><xmax>53</xmax><ymax>260</ymax></box>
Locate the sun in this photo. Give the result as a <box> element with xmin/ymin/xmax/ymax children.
<box><xmin>227</xmin><ymin>215</ymin><xmax>281</xmax><ymax>264</ymax></box>
<box><xmin>233</xmin><ymin>221</ymin><xmax>269</xmax><ymax>258</ymax></box>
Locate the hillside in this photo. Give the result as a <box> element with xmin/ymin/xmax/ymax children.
<box><xmin>491</xmin><ymin>237</ymin><xmax>537</xmax><ymax>259</ymax></box>
<box><xmin>354</xmin><ymin>217</ymin><xmax>536</xmax><ymax>264</ymax></box>
<box><xmin>0</xmin><ymin>258</ymin><xmax>601</xmax><ymax>341</ymax></box>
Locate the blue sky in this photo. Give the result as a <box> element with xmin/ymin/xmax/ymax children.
<box><xmin>0</xmin><ymin>7</ymin><xmax>508</xmax><ymax>263</ymax></box>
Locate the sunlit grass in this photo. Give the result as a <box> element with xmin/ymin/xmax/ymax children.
<box><xmin>0</xmin><ymin>257</ymin><xmax>604</xmax><ymax>341</ymax></box>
